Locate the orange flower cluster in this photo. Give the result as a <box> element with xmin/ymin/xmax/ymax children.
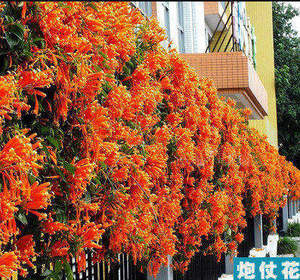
<box><xmin>0</xmin><ymin>1</ymin><xmax>299</xmax><ymax>278</ymax></box>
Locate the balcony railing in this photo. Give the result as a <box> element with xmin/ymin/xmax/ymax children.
<box><xmin>205</xmin><ymin>1</ymin><xmax>256</xmax><ymax>69</ymax></box>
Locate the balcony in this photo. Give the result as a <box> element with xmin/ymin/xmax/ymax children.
<box><xmin>205</xmin><ymin>2</ymin><xmax>256</xmax><ymax>66</ymax></box>
<box><xmin>180</xmin><ymin>1</ymin><xmax>267</xmax><ymax>119</ymax></box>
<box><xmin>204</xmin><ymin>1</ymin><xmax>228</xmax><ymax>32</ymax></box>
<box><xmin>180</xmin><ymin>52</ymin><xmax>268</xmax><ymax>119</ymax></box>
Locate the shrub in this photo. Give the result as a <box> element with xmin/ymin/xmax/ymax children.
<box><xmin>286</xmin><ymin>223</ymin><xmax>300</xmax><ymax>237</ymax></box>
<box><xmin>277</xmin><ymin>237</ymin><xmax>298</xmax><ymax>255</ymax></box>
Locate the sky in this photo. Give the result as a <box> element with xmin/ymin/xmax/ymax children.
<box><xmin>287</xmin><ymin>2</ymin><xmax>300</xmax><ymax>35</ymax></box>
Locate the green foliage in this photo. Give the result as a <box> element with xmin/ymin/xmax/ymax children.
<box><xmin>0</xmin><ymin>2</ymin><xmax>45</xmax><ymax>74</ymax></box>
<box><xmin>40</xmin><ymin>259</ymin><xmax>74</xmax><ymax>280</ymax></box>
<box><xmin>273</xmin><ymin>2</ymin><xmax>300</xmax><ymax>168</ymax></box>
<box><xmin>286</xmin><ymin>222</ymin><xmax>300</xmax><ymax>237</ymax></box>
<box><xmin>277</xmin><ymin>236</ymin><xmax>298</xmax><ymax>255</ymax></box>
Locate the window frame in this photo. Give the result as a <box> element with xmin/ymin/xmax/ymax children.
<box><xmin>162</xmin><ymin>2</ymin><xmax>171</xmax><ymax>41</ymax></box>
<box><xmin>132</xmin><ymin>1</ymin><xmax>152</xmax><ymax>18</ymax></box>
<box><xmin>177</xmin><ymin>2</ymin><xmax>185</xmax><ymax>53</ymax></box>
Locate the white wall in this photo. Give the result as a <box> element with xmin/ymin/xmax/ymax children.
<box><xmin>192</xmin><ymin>2</ymin><xmax>206</xmax><ymax>53</ymax></box>
<box><xmin>156</xmin><ymin>1</ymin><xmax>206</xmax><ymax>53</ymax></box>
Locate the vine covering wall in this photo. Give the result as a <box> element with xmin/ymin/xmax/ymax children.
<box><xmin>0</xmin><ymin>2</ymin><xmax>299</xmax><ymax>279</ymax></box>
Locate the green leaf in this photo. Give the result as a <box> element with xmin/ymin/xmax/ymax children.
<box><xmin>0</xmin><ymin>50</ymin><xmax>9</xmax><ymax>56</ymax></box>
<box><xmin>33</xmin><ymin>37</ymin><xmax>46</xmax><ymax>48</ymax></box>
<box><xmin>41</xmin><ymin>126</ymin><xmax>50</xmax><ymax>135</ymax></box>
<box><xmin>55</xmin><ymin>259</ymin><xmax>63</xmax><ymax>273</ymax></box>
<box><xmin>41</xmin><ymin>269</ymin><xmax>52</xmax><ymax>277</ymax></box>
<box><xmin>49</xmin><ymin>274</ymin><xmax>60</xmax><ymax>280</ymax></box>
<box><xmin>93</xmin><ymin>175</ymin><xmax>101</xmax><ymax>185</ymax></box>
<box><xmin>63</xmin><ymin>259</ymin><xmax>74</xmax><ymax>280</ymax></box>
<box><xmin>22</xmin><ymin>51</ymin><xmax>32</xmax><ymax>58</ymax></box>
<box><xmin>47</xmin><ymin>136</ymin><xmax>60</xmax><ymax>149</ymax></box>
<box><xmin>63</xmin><ymin>161</ymin><xmax>76</xmax><ymax>175</ymax></box>
<box><xmin>56</xmin><ymin>208</ymin><xmax>67</xmax><ymax>223</ymax></box>
<box><xmin>58</xmin><ymin>2</ymin><xmax>72</xmax><ymax>10</ymax></box>
<box><xmin>92</xmin><ymin>64</ymin><xmax>102</xmax><ymax>72</ymax></box>
<box><xmin>99</xmin><ymin>161</ymin><xmax>107</xmax><ymax>169</ymax></box>
<box><xmin>98</xmin><ymin>49</ymin><xmax>108</xmax><ymax>59</ymax></box>
<box><xmin>16</xmin><ymin>212</ymin><xmax>28</xmax><ymax>225</ymax></box>
<box><xmin>86</xmin><ymin>2</ymin><xmax>99</xmax><ymax>12</ymax></box>
<box><xmin>5</xmin><ymin>23</ymin><xmax>24</xmax><ymax>49</ymax></box>
<box><xmin>28</xmin><ymin>173</ymin><xmax>36</xmax><ymax>185</ymax></box>
<box><xmin>54</xmin><ymin>166</ymin><xmax>67</xmax><ymax>183</ymax></box>
<box><xmin>42</xmin><ymin>144</ymin><xmax>51</xmax><ymax>159</ymax></box>
<box><xmin>5</xmin><ymin>33</ymin><xmax>19</xmax><ymax>49</ymax></box>
<box><xmin>85</xmin><ymin>191</ymin><xmax>91</xmax><ymax>203</ymax></box>
<box><xmin>273</xmin><ymin>2</ymin><xmax>300</xmax><ymax>168</ymax></box>
<box><xmin>4</xmin><ymin>15</ymin><xmax>14</xmax><ymax>24</ymax></box>
<box><xmin>12</xmin><ymin>23</ymin><xmax>24</xmax><ymax>34</ymax></box>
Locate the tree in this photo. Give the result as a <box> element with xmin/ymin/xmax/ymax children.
<box><xmin>273</xmin><ymin>2</ymin><xmax>300</xmax><ymax>168</ymax></box>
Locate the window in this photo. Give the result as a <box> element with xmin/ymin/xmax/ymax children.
<box><xmin>162</xmin><ymin>2</ymin><xmax>171</xmax><ymax>41</ymax></box>
<box><xmin>177</xmin><ymin>2</ymin><xmax>185</xmax><ymax>53</ymax></box>
<box><xmin>132</xmin><ymin>2</ymin><xmax>152</xmax><ymax>17</ymax></box>
<box><xmin>138</xmin><ymin>2</ymin><xmax>152</xmax><ymax>17</ymax></box>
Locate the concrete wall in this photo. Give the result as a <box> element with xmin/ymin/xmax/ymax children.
<box><xmin>246</xmin><ymin>2</ymin><xmax>278</xmax><ymax>148</ymax></box>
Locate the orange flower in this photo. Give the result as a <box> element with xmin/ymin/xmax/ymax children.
<box><xmin>50</xmin><ymin>240</ymin><xmax>70</xmax><ymax>258</ymax></box>
<box><xmin>16</xmin><ymin>235</ymin><xmax>36</xmax><ymax>268</ymax></box>
<box><xmin>0</xmin><ymin>252</ymin><xmax>19</xmax><ymax>278</ymax></box>
<box><xmin>42</xmin><ymin>220</ymin><xmax>69</xmax><ymax>235</ymax></box>
<box><xmin>23</xmin><ymin>182</ymin><xmax>51</xmax><ymax>211</ymax></box>
<box><xmin>235</xmin><ymin>233</ymin><xmax>244</xmax><ymax>244</ymax></box>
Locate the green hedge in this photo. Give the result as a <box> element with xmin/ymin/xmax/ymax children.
<box><xmin>286</xmin><ymin>223</ymin><xmax>300</xmax><ymax>237</ymax></box>
<box><xmin>277</xmin><ymin>237</ymin><xmax>298</xmax><ymax>255</ymax></box>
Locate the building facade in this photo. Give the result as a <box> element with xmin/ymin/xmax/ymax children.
<box><xmin>135</xmin><ymin>1</ymin><xmax>277</xmax><ymax>147</ymax></box>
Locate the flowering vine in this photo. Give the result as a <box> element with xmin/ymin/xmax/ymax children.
<box><xmin>0</xmin><ymin>2</ymin><xmax>299</xmax><ymax>279</ymax></box>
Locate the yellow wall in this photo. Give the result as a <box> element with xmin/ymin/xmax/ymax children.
<box><xmin>246</xmin><ymin>2</ymin><xmax>278</xmax><ymax>147</ymax></box>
